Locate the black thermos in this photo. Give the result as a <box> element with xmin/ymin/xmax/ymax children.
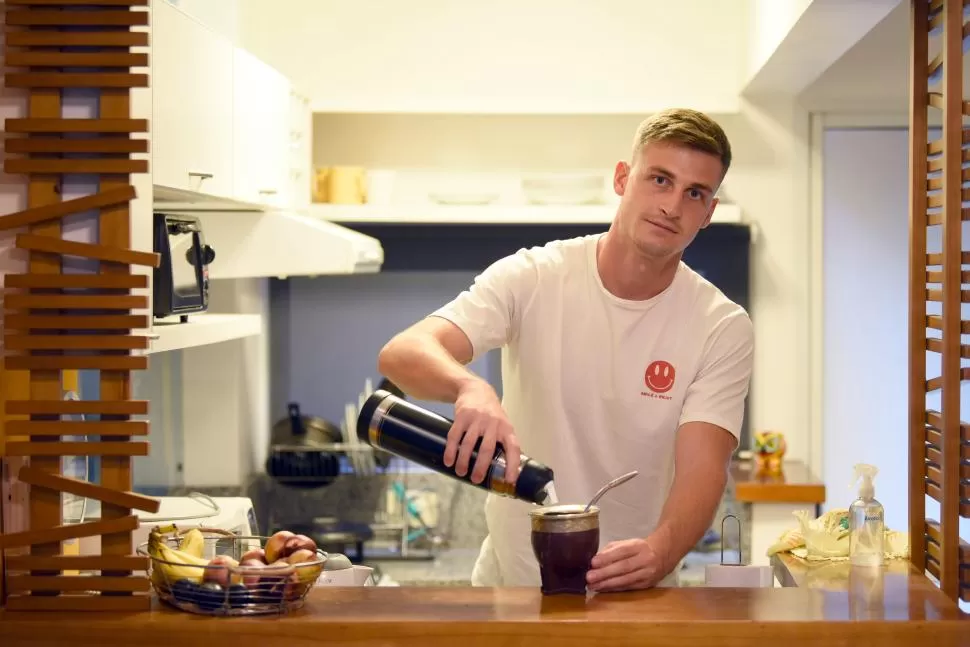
<box><xmin>356</xmin><ymin>389</ymin><xmax>557</xmax><ymax>505</ymax></box>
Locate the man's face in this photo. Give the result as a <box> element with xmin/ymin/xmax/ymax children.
<box><xmin>612</xmin><ymin>140</ymin><xmax>724</xmax><ymax>260</ymax></box>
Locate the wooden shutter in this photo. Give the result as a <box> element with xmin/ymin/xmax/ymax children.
<box><xmin>909</xmin><ymin>0</ymin><xmax>970</xmax><ymax>604</ymax></box>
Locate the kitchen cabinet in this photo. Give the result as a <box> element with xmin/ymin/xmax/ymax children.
<box><xmin>288</xmin><ymin>89</ymin><xmax>313</xmax><ymax>210</ymax></box>
<box><xmin>152</xmin><ymin>0</ymin><xmax>234</xmax><ymax>199</ymax></box>
<box><xmin>232</xmin><ymin>48</ymin><xmax>291</xmax><ymax>208</ymax></box>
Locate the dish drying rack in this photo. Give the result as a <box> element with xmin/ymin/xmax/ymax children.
<box><xmin>267</xmin><ymin>379</ymin><xmax>443</xmax><ymax>560</ymax></box>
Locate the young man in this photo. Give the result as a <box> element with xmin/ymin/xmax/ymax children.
<box><xmin>377</xmin><ymin>108</ymin><xmax>754</xmax><ymax>592</ymax></box>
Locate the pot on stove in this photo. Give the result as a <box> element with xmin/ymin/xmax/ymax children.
<box><xmin>265</xmin><ymin>402</ymin><xmax>343</xmax><ymax>488</ymax></box>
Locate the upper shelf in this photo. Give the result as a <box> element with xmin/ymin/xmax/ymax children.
<box><xmin>146</xmin><ymin>313</ymin><xmax>263</xmax><ymax>354</ymax></box>
<box><xmin>309</xmin><ymin>202</ymin><xmax>744</xmax><ymax>226</ymax></box>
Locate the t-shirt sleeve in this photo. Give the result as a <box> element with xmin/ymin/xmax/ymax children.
<box><xmin>678</xmin><ymin>311</ymin><xmax>754</xmax><ymax>442</ymax></box>
<box><xmin>429</xmin><ymin>249</ymin><xmax>538</xmax><ymax>362</ymax></box>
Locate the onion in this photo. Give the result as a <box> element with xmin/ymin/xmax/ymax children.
<box><xmin>264</xmin><ymin>531</ymin><xmax>294</xmax><ymax>563</ymax></box>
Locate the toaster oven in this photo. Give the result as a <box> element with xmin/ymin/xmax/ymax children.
<box><xmin>153</xmin><ymin>212</ymin><xmax>216</xmax><ymax>322</ymax></box>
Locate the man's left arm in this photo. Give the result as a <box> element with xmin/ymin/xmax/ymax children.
<box><xmin>587</xmin><ymin>312</ymin><xmax>754</xmax><ymax>592</ymax></box>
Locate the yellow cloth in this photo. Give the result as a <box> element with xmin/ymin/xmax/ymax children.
<box><xmin>766</xmin><ymin>508</ymin><xmax>910</xmax><ymax>561</ymax></box>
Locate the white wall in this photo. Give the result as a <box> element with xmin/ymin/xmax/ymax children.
<box><xmin>821</xmin><ymin>127</ymin><xmax>911</xmax><ymax>528</ymax></box>
<box><xmin>239</xmin><ymin>0</ymin><xmax>748</xmax><ymax>114</ymax></box>
<box><xmin>162</xmin><ymin>0</ymin><xmax>239</xmax><ymax>43</ymax></box>
<box><xmin>820</xmin><ymin>126</ymin><xmax>970</xmax><ymax>562</ymax></box>
<box><xmin>745</xmin><ymin>0</ymin><xmax>812</xmax><ymax>82</ymax></box>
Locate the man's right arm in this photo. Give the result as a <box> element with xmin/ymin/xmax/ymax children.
<box><xmin>375</xmin><ymin>250</ymin><xmax>538</xmax><ymax>483</ymax></box>
<box><xmin>377</xmin><ymin>316</ymin><xmax>481</xmax><ymax>403</ymax></box>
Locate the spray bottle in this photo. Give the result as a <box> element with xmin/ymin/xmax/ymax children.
<box><xmin>849</xmin><ymin>463</ymin><xmax>885</xmax><ymax>567</ymax></box>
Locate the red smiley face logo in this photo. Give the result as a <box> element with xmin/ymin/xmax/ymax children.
<box><xmin>645</xmin><ymin>360</ymin><xmax>676</xmax><ymax>394</ymax></box>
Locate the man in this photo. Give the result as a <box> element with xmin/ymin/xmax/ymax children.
<box><xmin>377</xmin><ymin>108</ymin><xmax>754</xmax><ymax>592</ymax></box>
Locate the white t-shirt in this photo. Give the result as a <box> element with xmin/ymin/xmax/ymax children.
<box><xmin>430</xmin><ymin>233</ymin><xmax>754</xmax><ymax>588</ymax></box>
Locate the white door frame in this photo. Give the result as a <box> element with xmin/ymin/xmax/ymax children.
<box><xmin>807</xmin><ymin>111</ymin><xmax>913</xmax><ymax>489</ymax></box>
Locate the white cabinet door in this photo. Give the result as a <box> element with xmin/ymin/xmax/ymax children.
<box><xmin>287</xmin><ymin>89</ymin><xmax>312</xmax><ymax>209</ymax></box>
<box><xmin>152</xmin><ymin>0</ymin><xmax>234</xmax><ymax>199</ymax></box>
<box><xmin>232</xmin><ymin>47</ymin><xmax>290</xmax><ymax>208</ymax></box>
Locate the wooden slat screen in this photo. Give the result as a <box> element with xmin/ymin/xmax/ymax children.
<box><xmin>0</xmin><ymin>0</ymin><xmax>159</xmax><ymax>611</ymax></box>
<box><xmin>910</xmin><ymin>0</ymin><xmax>970</xmax><ymax>605</ymax></box>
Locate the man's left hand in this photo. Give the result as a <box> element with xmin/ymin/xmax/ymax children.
<box><xmin>585</xmin><ymin>537</ymin><xmax>669</xmax><ymax>592</ymax></box>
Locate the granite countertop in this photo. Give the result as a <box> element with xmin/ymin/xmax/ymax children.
<box><xmin>368</xmin><ymin>547</ymin><xmax>480</xmax><ymax>586</ymax></box>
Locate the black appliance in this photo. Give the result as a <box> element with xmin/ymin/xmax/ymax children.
<box><xmin>152</xmin><ymin>212</ymin><xmax>216</xmax><ymax>322</ymax></box>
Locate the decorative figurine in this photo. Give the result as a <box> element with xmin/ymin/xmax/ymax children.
<box><xmin>753</xmin><ymin>431</ymin><xmax>787</xmax><ymax>473</ymax></box>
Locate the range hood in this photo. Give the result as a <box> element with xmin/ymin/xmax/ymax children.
<box><xmin>153</xmin><ymin>187</ymin><xmax>384</xmax><ymax>280</ymax></box>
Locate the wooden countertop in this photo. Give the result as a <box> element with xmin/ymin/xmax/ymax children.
<box><xmin>1</xmin><ymin>576</ymin><xmax>967</xmax><ymax>647</ymax></box>
<box><xmin>731</xmin><ymin>458</ymin><xmax>826</xmax><ymax>504</ymax></box>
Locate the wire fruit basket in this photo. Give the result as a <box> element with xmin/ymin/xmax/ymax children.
<box><xmin>137</xmin><ymin>525</ymin><xmax>327</xmax><ymax>616</ymax></box>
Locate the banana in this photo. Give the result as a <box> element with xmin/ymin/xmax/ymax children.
<box><xmin>178</xmin><ymin>528</ymin><xmax>205</xmax><ymax>559</ymax></box>
<box><xmin>148</xmin><ymin>531</ymin><xmax>210</xmax><ymax>588</ymax></box>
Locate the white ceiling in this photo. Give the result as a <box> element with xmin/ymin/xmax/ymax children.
<box><xmin>800</xmin><ymin>1</ymin><xmax>968</xmax><ymax>114</ymax></box>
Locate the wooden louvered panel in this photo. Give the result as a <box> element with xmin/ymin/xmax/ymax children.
<box><xmin>0</xmin><ymin>187</ymin><xmax>136</xmax><ymax>231</ymax></box>
<box><xmin>5</xmin><ymin>138</ymin><xmax>149</xmax><ymax>155</ymax></box>
<box><xmin>3</xmin><ymin>313</ymin><xmax>148</xmax><ymax>330</ymax></box>
<box><xmin>5</xmin><ymin>442</ymin><xmax>149</xmax><ymax>458</ymax></box>
<box><xmin>0</xmin><ymin>0</ymin><xmax>155</xmax><ymax>612</ymax></box>
<box><xmin>4</xmin><ymin>335</ymin><xmax>150</xmax><ymax>351</ymax></box>
<box><xmin>923</xmin><ymin>443</ymin><xmax>970</xmax><ymax>479</ymax></box>
<box><xmin>4</xmin><ymin>31</ymin><xmax>149</xmax><ymax>48</ymax></box>
<box><xmin>16</xmin><ymin>233</ymin><xmax>160</xmax><ymax>267</ymax></box>
<box><xmin>927</xmin><ymin>147</ymin><xmax>970</xmax><ymax>172</ymax></box>
<box><xmin>5</xmin><ymin>400</ymin><xmax>148</xmax><ymax>416</ymax></box>
<box><xmin>4</xmin><ymin>9</ymin><xmax>149</xmax><ymax>27</ymax></box>
<box><xmin>4</xmin><ymin>421</ymin><xmax>149</xmax><ymax>438</ymax></box>
<box><xmin>3</xmin><ymin>272</ymin><xmax>148</xmax><ymax>289</ymax></box>
<box><xmin>4</xmin><ymin>119</ymin><xmax>148</xmax><ymax>134</ymax></box>
<box><xmin>925</xmin><ymin>166</ymin><xmax>970</xmax><ymax>190</ymax></box>
<box><xmin>926</xmin><ymin>208</ymin><xmax>970</xmax><ymax>226</ymax></box>
<box><xmin>5</xmin><ymin>73</ymin><xmax>150</xmax><ymax>89</ymax></box>
<box><xmin>927</xmin><ymin>188</ymin><xmax>970</xmax><ymax>208</ymax></box>
<box><xmin>4</xmin><ymin>356</ymin><xmax>148</xmax><ymax>371</ymax></box>
<box><xmin>925</xmin><ymin>270</ymin><xmax>970</xmax><ymax>283</ymax></box>
<box><xmin>924</xmin><ymin>338</ymin><xmax>970</xmax><ymax>357</ymax></box>
<box><xmin>924</xmin><ymin>288</ymin><xmax>970</xmax><ymax>302</ymax></box>
<box><xmin>924</xmin><ymin>315</ymin><xmax>970</xmax><ymax>333</ymax></box>
<box><xmin>5</xmin><ymin>159</ymin><xmax>149</xmax><ymax>175</ymax></box>
<box><xmin>910</xmin><ymin>0</ymin><xmax>970</xmax><ymax>604</ymax></box>
<box><xmin>926</xmin><ymin>251</ymin><xmax>970</xmax><ymax>264</ymax></box>
<box><xmin>4</xmin><ymin>51</ymin><xmax>149</xmax><ymax>68</ymax></box>
<box><xmin>4</xmin><ymin>294</ymin><xmax>147</xmax><ymax>310</ymax></box>
<box><xmin>924</xmin><ymin>367</ymin><xmax>970</xmax><ymax>391</ymax></box>
<box><xmin>4</xmin><ymin>555</ymin><xmax>148</xmax><ymax>572</ymax></box>
<box><xmin>4</xmin><ymin>0</ymin><xmax>148</xmax><ymax>5</ymax></box>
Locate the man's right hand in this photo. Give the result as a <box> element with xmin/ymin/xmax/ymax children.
<box><xmin>444</xmin><ymin>380</ymin><xmax>521</xmax><ymax>486</ymax></box>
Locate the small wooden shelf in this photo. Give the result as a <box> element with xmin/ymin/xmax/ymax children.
<box><xmin>730</xmin><ymin>459</ymin><xmax>826</xmax><ymax>505</ymax></box>
<box><xmin>147</xmin><ymin>313</ymin><xmax>262</xmax><ymax>355</ymax></box>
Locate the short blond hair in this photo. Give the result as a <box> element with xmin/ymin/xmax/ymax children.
<box><xmin>632</xmin><ymin>108</ymin><xmax>732</xmax><ymax>176</ymax></box>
